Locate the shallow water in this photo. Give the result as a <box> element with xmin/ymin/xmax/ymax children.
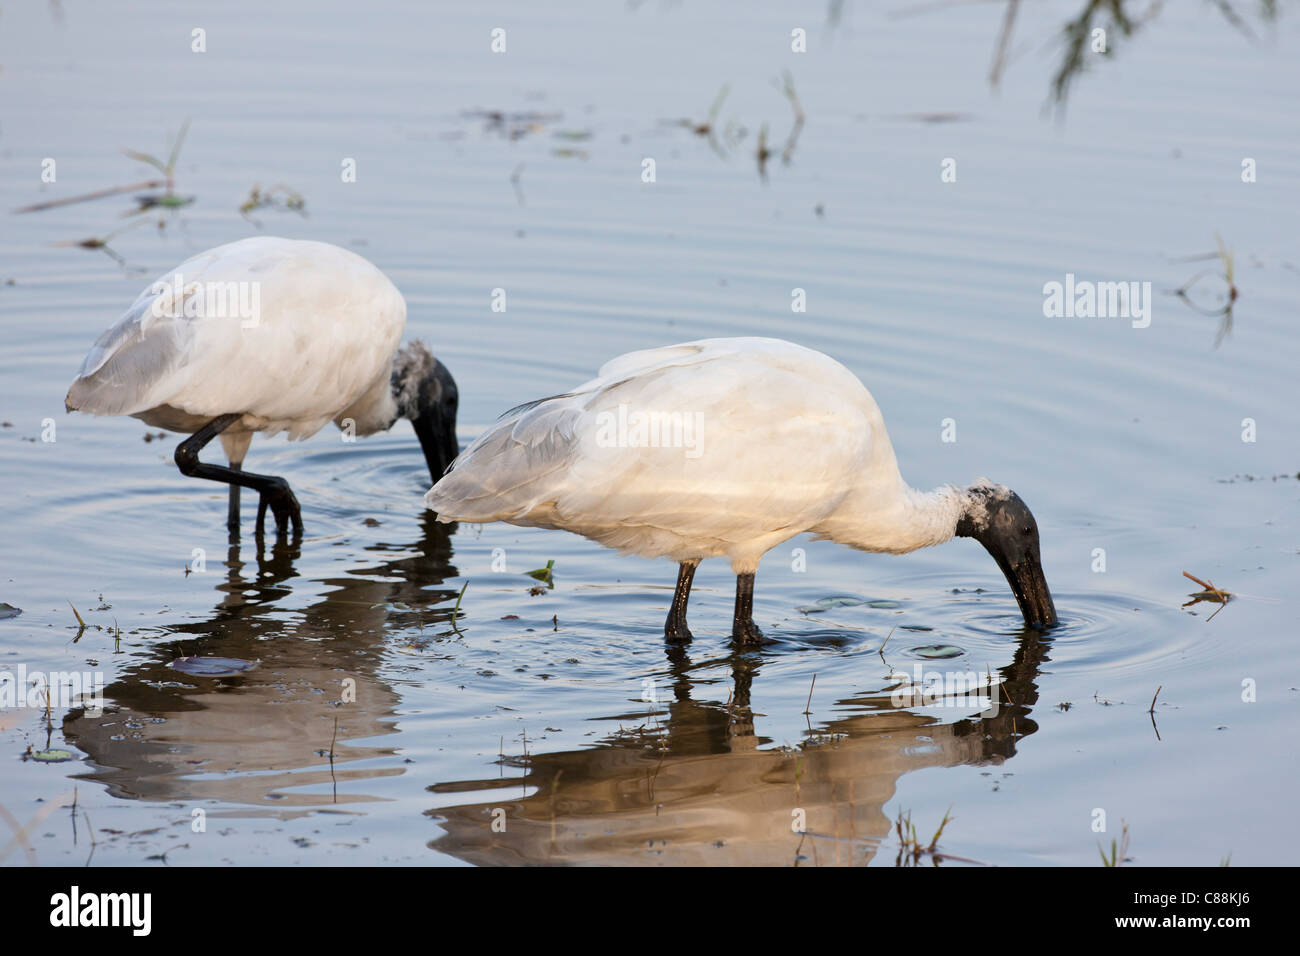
<box><xmin>1</xmin><ymin>1</ymin><xmax>1297</xmax><ymax>866</ymax></box>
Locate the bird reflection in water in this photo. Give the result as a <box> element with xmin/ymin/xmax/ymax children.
<box><xmin>60</xmin><ymin>509</ymin><xmax>1054</xmax><ymax>863</ymax></box>
<box><xmin>61</xmin><ymin>512</ymin><xmax>460</xmax><ymax>807</ymax></box>
<box><xmin>426</xmin><ymin>625</ymin><xmax>1054</xmax><ymax>866</ymax></box>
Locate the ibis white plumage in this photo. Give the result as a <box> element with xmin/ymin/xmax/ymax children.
<box><xmin>67</xmin><ymin>236</ymin><xmax>459</xmax><ymax>537</ymax></box>
<box><xmin>425</xmin><ymin>337</ymin><xmax>1056</xmax><ymax>640</ymax></box>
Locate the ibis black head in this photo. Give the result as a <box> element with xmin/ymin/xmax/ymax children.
<box><xmin>393</xmin><ymin>341</ymin><xmax>460</xmax><ymax>482</ymax></box>
<box><xmin>955</xmin><ymin>482</ymin><xmax>1058</xmax><ymax>631</ymax></box>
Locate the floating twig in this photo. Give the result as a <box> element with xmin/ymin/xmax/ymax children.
<box><xmin>878</xmin><ymin>626</ymin><xmax>895</xmax><ymax>665</ymax></box>
<box><xmin>13</xmin><ymin>179</ymin><xmax>166</xmax><ymax>214</ymax></box>
<box><xmin>1182</xmin><ymin>570</ymin><xmax>1232</xmax><ymax>621</ymax></box>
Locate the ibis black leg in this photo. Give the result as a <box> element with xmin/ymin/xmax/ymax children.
<box><xmin>731</xmin><ymin>572</ymin><xmax>764</xmax><ymax>644</ymax></box>
<box><xmin>664</xmin><ymin>561</ymin><xmax>698</xmax><ymax>644</ymax></box>
<box><xmin>174</xmin><ymin>415</ymin><xmax>303</xmax><ymax>538</ymax></box>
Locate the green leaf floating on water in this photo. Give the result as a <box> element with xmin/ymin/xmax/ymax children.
<box><xmin>169</xmin><ymin>656</ymin><xmax>257</xmax><ymax>677</ymax></box>
<box><xmin>867</xmin><ymin>600</ymin><xmax>901</xmax><ymax>609</ymax></box>
<box><xmin>525</xmin><ymin>560</ymin><xmax>555</xmax><ymax>588</ymax></box>
<box><xmin>29</xmin><ymin>749</ymin><xmax>75</xmax><ymax>763</ymax></box>
<box><xmin>0</xmin><ymin>602</ymin><xmax>21</xmax><ymax>619</ymax></box>
<box><xmin>911</xmin><ymin>644</ymin><xmax>965</xmax><ymax>659</ymax></box>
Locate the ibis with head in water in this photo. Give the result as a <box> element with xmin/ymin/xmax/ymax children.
<box><xmin>67</xmin><ymin>236</ymin><xmax>460</xmax><ymax>537</ymax></box>
<box><xmin>425</xmin><ymin>337</ymin><xmax>1056</xmax><ymax>640</ymax></box>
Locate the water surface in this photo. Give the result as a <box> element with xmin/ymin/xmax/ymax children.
<box><xmin>1</xmin><ymin>1</ymin><xmax>1297</xmax><ymax>866</ymax></box>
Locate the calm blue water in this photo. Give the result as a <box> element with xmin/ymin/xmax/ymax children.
<box><xmin>1</xmin><ymin>0</ymin><xmax>1297</xmax><ymax>865</ymax></box>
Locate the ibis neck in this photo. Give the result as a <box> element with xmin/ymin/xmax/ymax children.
<box><xmin>821</xmin><ymin>480</ymin><xmax>969</xmax><ymax>555</ymax></box>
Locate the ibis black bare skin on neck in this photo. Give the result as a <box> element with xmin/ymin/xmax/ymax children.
<box><xmin>955</xmin><ymin>485</ymin><xmax>1058</xmax><ymax>630</ymax></box>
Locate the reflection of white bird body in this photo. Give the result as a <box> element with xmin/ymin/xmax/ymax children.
<box><xmin>426</xmin><ymin>337</ymin><xmax>1057</xmax><ymax>642</ymax></box>
<box><xmin>68</xmin><ymin>236</ymin><xmax>460</xmax><ymax>537</ymax></box>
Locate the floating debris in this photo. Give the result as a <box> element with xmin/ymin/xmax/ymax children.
<box><xmin>893</xmin><ymin>807</ymin><xmax>983</xmax><ymax>867</ymax></box>
<box><xmin>120</xmin><ymin>119</ymin><xmax>195</xmax><ymax>224</ymax></box>
<box><xmin>796</xmin><ymin>596</ymin><xmax>865</xmax><ymax>613</ymax></box>
<box><xmin>911</xmin><ymin>644</ymin><xmax>964</xmax><ymax>659</ymax></box>
<box><xmin>240</xmin><ymin>183</ymin><xmax>307</xmax><ymax>225</ymax></box>
<box><xmin>169</xmin><ymin>656</ymin><xmax>257</xmax><ymax>677</ymax></box>
<box><xmin>1215</xmin><ymin>472</ymin><xmax>1300</xmax><ymax>483</ymax></box>
<box><xmin>526</xmin><ymin>560</ymin><xmax>555</xmax><ymax>589</ymax></box>
<box><xmin>52</xmin><ymin>220</ymin><xmax>146</xmax><ymax>266</ymax></box>
<box><xmin>13</xmin><ymin>179</ymin><xmax>165</xmax><ymax>214</ymax></box>
<box><xmin>757</xmin><ymin>71</ymin><xmax>805</xmax><ymax>182</ymax></box>
<box><xmin>888</xmin><ymin>112</ymin><xmax>974</xmax><ymax>124</ymax></box>
<box><xmin>1099</xmin><ymin>821</ymin><xmax>1132</xmax><ymax>867</ymax></box>
<box><xmin>672</xmin><ymin>83</ymin><xmax>733</xmax><ymax>157</ymax></box>
<box><xmin>462</xmin><ymin>108</ymin><xmax>563</xmax><ymax>140</ymax></box>
<box><xmin>26</xmin><ymin>748</ymin><xmax>75</xmax><ymax>763</ymax></box>
<box><xmin>1169</xmin><ymin>233</ymin><xmax>1238</xmax><ymax>348</ymax></box>
<box><xmin>132</xmin><ymin>193</ymin><xmax>194</xmax><ymax>212</ymax></box>
<box><xmin>1181</xmin><ymin>570</ymin><xmax>1232</xmax><ymax>621</ymax></box>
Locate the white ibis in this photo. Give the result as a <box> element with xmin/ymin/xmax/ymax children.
<box><xmin>425</xmin><ymin>337</ymin><xmax>1056</xmax><ymax>640</ymax></box>
<box><xmin>67</xmin><ymin>236</ymin><xmax>459</xmax><ymax>537</ymax></box>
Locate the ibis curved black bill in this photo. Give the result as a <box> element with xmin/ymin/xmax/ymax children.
<box><xmin>997</xmin><ymin>547</ymin><xmax>1057</xmax><ymax>631</ymax></box>
<box><xmin>956</xmin><ymin>486</ymin><xmax>1058</xmax><ymax>631</ymax></box>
